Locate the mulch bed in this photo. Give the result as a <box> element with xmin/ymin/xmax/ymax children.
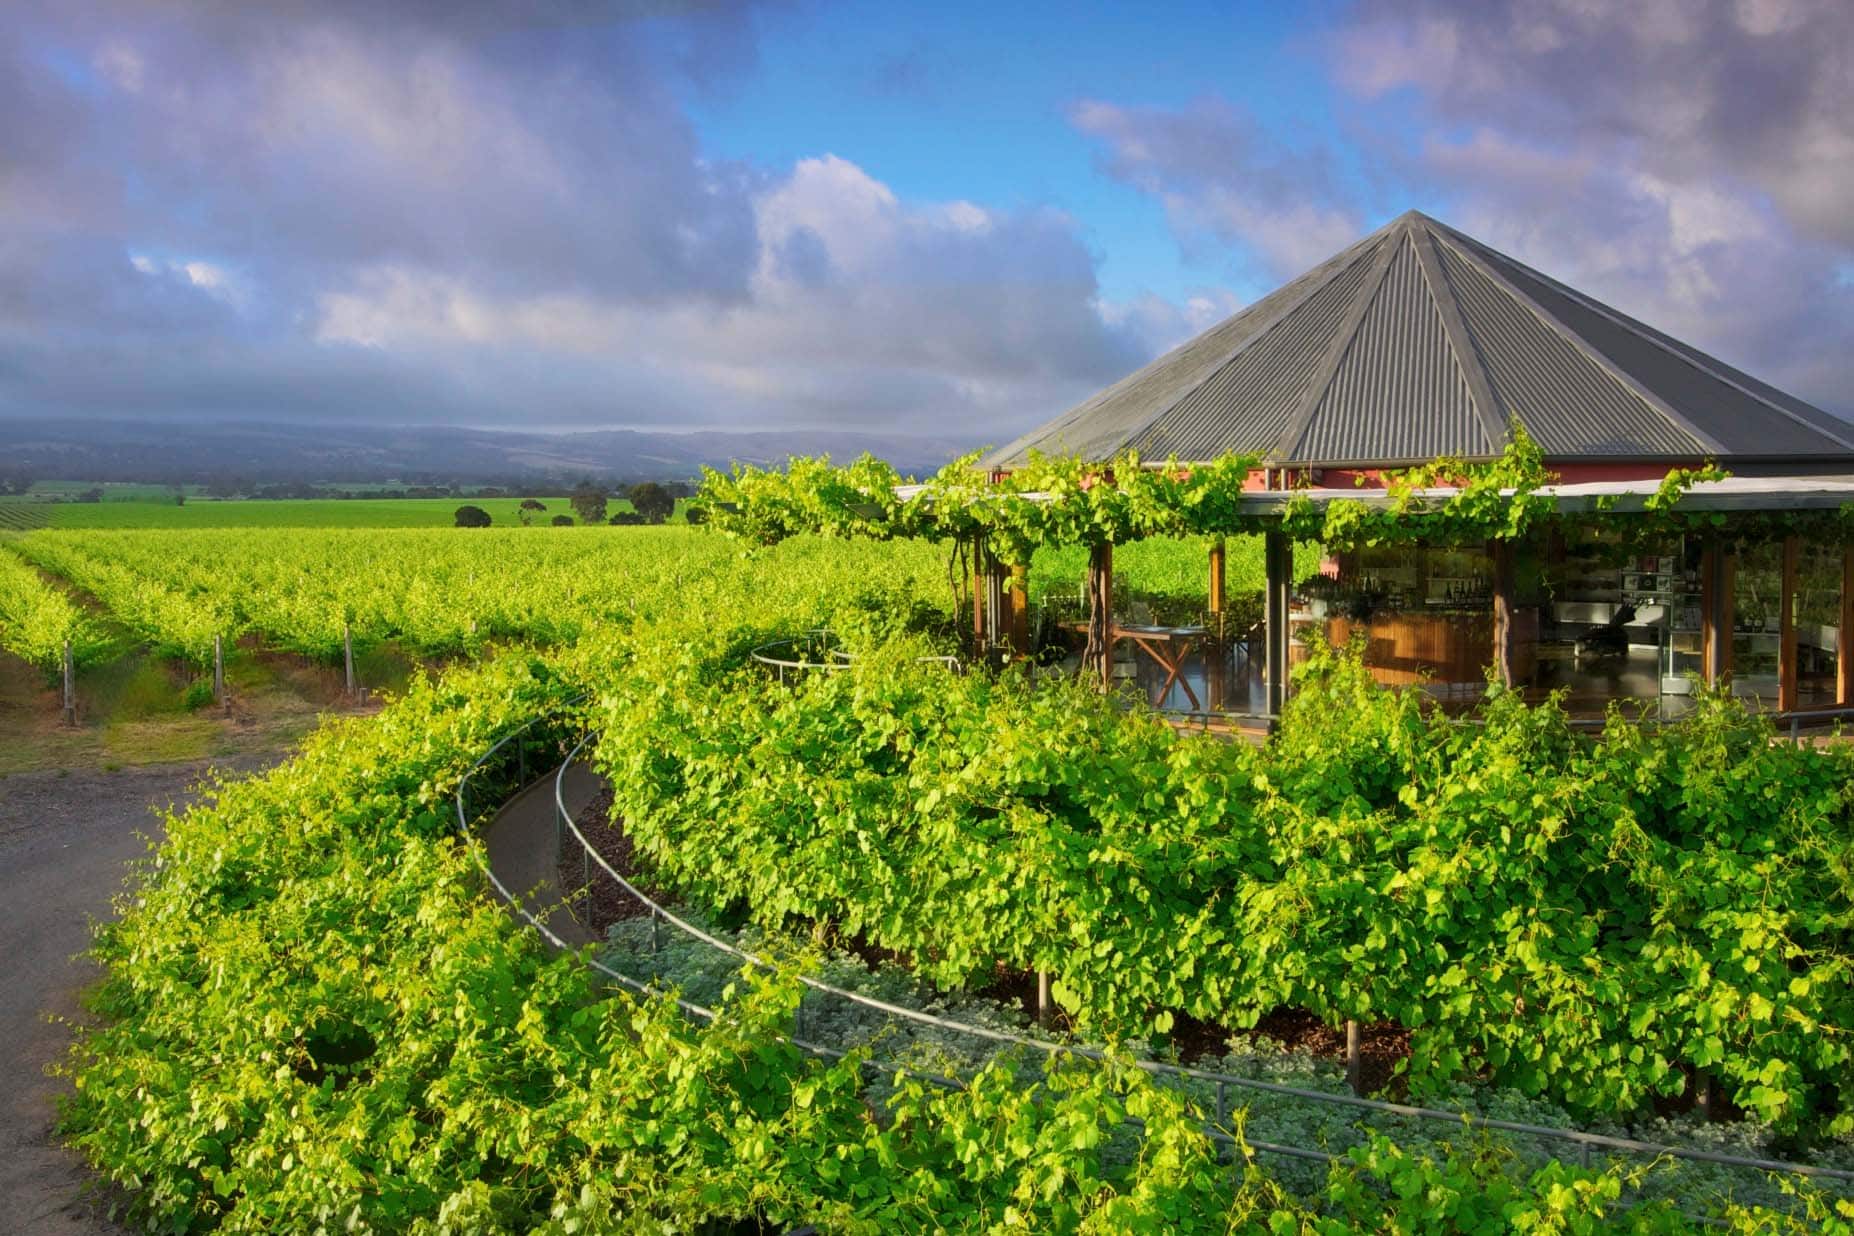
<box><xmin>557</xmin><ymin>785</ymin><xmax>680</xmax><ymax>932</ymax></box>
<box><xmin>560</xmin><ymin>789</ymin><xmax>1422</xmax><ymax>1095</ymax></box>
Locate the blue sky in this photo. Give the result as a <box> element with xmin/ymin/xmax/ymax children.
<box><xmin>2</xmin><ymin>1</ymin><xmax>1851</xmax><ymax>444</ymax></box>
<box><xmin>675</xmin><ymin>2</ymin><xmax>1358</xmax><ymax>304</ymax></box>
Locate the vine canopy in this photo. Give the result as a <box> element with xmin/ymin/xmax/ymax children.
<box><xmin>698</xmin><ymin>429</ymin><xmax>1762</xmax><ymax>559</ymax></box>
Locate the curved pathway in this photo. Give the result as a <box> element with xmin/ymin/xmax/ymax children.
<box><xmin>480</xmin><ymin>760</ymin><xmax>602</xmax><ymax>950</ymax></box>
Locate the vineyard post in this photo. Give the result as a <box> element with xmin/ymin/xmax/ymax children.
<box><xmin>212</xmin><ymin>634</ymin><xmax>225</xmax><ymax>705</ymax></box>
<box><xmin>1345</xmin><ymin>1019</ymin><xmax>1362</xmax><ymax>1094</ymax></box>
<box><xmin>62</xmin><ymin>638</ymin><xmax>75</xmax><ymax>726</ymax></box>
<box><xmin>1036</xmin><ymin>970</ymin><xmax>1050</xmax><ymax>1027</ymax></box>
<box><xmin>344</xmin><ymin>623</ymin><xmax>356</xmax><ymax>696</ymax></box>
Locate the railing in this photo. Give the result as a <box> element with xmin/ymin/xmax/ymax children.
<box><xmin>748</xmin><ymin>631</ymin><xmax>961</xmax><ymax>683</ymax></box>
<box><xmin>545</xmin><ymin>731</ymin><xmax>1854</xmax><ymax>1191</ymax></box>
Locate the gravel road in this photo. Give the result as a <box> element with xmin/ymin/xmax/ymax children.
<box><xmin>0</xmin><ymin>759</ymin><xmax>268</xmax><ymax>1235</ymax></box>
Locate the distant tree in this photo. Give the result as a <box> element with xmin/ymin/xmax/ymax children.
<box><xmin>607</xmin><ymin>511</ymin><xmax>644</xmax><ymax>525</ymax></box>
<box><xmin>551</xmin><ymin>514</ymin><xmax>575</xmax><ymax>527</ymax></box>
<box><xmin>453</xmin><ymin>505</ymin><xmax>492</xmax><ymax>527</ymax></box>
<box><xmin>77</xmin><ymin>487</ymin><xmax>104</xmax><ymax>503</ymax></box>
<box><xmin>627</xmin><ymin>482</ymin><xmax>674</xmax><ymax>525</ymax></box>
<box><xmin>171</xmin><ymin>486</ymin><xmax>186</xmax><ymax>506</ymax></box>
<box><xmin>570</xmin><ymin>481</ymin><xmax>608</xmax><ymax>525</ymax></box>
<box><xmin>682</xmin><ymin>504</ymin><xmax>708</xmax><ymax>526</ymax></box>
<box><xmin>518</xmin><ymin>497</ymin><xmax>546</xmax><ymax>527</ymax></box>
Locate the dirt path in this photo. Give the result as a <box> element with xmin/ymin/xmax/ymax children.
<box><xmin>0</xmin><ymin>758</ymin><xmax>270</xmax><ymax>1235</ymax></box>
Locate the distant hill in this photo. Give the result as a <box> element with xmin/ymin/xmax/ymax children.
<box><xmin>0</xmin><ymin>419</ymin><xmax>979</xmax><ymax>486</ymax></box>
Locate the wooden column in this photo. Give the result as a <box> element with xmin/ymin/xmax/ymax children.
<box><xmin>1489</xmin><ymin>539</ymin><xmax>1515</xmax><ymax>689</ymax></box>
<box><xmin>1085</xmin><ymin>542</ymin><xmax>1114</xmax><ymax>688</ymax></box>
<box><xmin>1207</xmin><ymin>539</ymin><xmax>1227</xmax><ymax>711</ymax></box>
<box><xmin>1009</xmin><ymin>561</ymin><xmax>1029</xmax><ymax>657</ymax></box>
<box><xmin>1779</xmin><ymin>535</ymin><xmax>1799</xmax><ymax>713</ymax></box>
<box><xmin>1839</xmin><ymin>549</ymin><xmax>1853</xmax><ymax>705</ymax></box>
<box><xmin>1208</xmin><ymin>539</ymin><xmax>1226</xmax><ymax>616</ymax></box>
<box><xmin>1700</xmin><ymin>539</ymin><xmax>1721</xmax><ymax>686</ymax></box>
<box><xmin>1264</xmin><ymin>529</ymin><xmax>1292</xmax><ymax>715</ymax></box>
<box><xmin>971</xmin><ymin>533</ymin><xmax>988</xmax><ymax>648</ymax></box>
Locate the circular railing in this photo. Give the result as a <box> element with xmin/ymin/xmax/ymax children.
<box><xmin>449</xmin><ymin>708</ymin><xmax>1854</xmax><ymax>1211</ymax></box>
<box><xmin>543</xmin><ymin>731</ymin><xmax>1854</xmax><ymax>1191</ymax></box>
<box><xmin>749</xmin><ymin>630</ymin><xmax>961</xmax><ymax>682</ymax></box>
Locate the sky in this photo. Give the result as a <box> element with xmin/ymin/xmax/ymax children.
<box><xmin>3</xmin><ymin>0</ymin><xmax>1852</xmax><ymax>447</ymax></box>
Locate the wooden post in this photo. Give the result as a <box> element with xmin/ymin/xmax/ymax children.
<box><xmin>1036</xmin><ymin>970</ymin><xmax>1051</xmax><ymax>1027</ymax></box>
<box><xmin>1701</xmin><ymin>539</ymin><xmax>1721</xmax><ymax>686</ymax></box>
<box><xmin>212</xmin><ymin>634</ymin><xmax>225</xmax><ymax>705</ymax></box>
<box><xmin>1208</xmin><ymin>539</ymin><xmax>1226</xmax><ymax>615</ymax></box>
<box><xmin>1721</xmin><ymin>551</ymin><xmax>1736</xmax><ymax>682</ymax></box>
<box><xmin>1779</xmin><ymin>535</ymin><xmax>1799</xmax><ymax>713</ymax></box>
<box><xmin>1264</xmin><ymin>529</ymin><xmax>1291</xmax><ymax>715</ymax></box>
<box><xmin>1085</xmin><ymin>541</ymin><xmax>1114</xmax><ymax>688</ymax></box>
<box><xmin>1840</xmin><ymin>548</ymin><xmax>1853</xmax><ymax>705</ymax></box>
<box><xmin>1208</xmin><ymin>539</ymin><xmax>1227</xmax><ymax>711</ymax></box>
<box><xmin>1009</xmin><ymin>561</ymin><xmax>1029</xmax><ymax>657</ymax></box>
<box><xmin>1345</xmin><ymin>1019</ymin><xmax>1362</xmax><ymax>1094</ymax></box>
<box><xmin>1489</xmin><ymin>539</ymin><xmax>1515</xmax><ymax>688</ymax></box>
<box><xmin>62</xmin><ymin>638</ymin><xmax>75</xmax><ymax>727</ymax></box>
<box><xmin>971</xmin><ymin>534</ymin><xmax>988</xmax><ymax>649</ymax></box>
<box><xmin>344</xmin><ymin>623</ymin><xmax>356</xmax><ymax>696</ymax></box>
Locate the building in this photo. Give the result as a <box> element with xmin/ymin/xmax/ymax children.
<box><xmin>984</xmin><ymin>211</ymin><xmax>1854</xmax><ymax>720</ymax></box>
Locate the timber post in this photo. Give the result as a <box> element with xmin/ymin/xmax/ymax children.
<box><xmin>1779</xmin><ymin>535</ymin><xmax>1799</xmax><ymax>713</ymax></box>
<box><xmin>344</xmin><ymin>622</ymin><xmax>356</xmax><ymax>697</ymax></box>
<box><xmin>1264</xmin><ymin>529</ymin><xmax>1291</xmax><ymax>715</ymax></box>
<box><xmin>62</xmin><ymin>638</ymin><xmax>75</xmax><ymax>727</ymax></box>
<box><xmin>1489</xmin><ymin>539</ymin><xmax>1515</xmax><ymax>688</ymax></box>
<box><xmin>1009</xmin><ymin>560</ymin><xmax>1029</xmax><ymax>658</ymax></box>
<box><xmin>1085</xmin><ymin>541</ymin><xmax>1114</xmax><ymax>688</ymax></box>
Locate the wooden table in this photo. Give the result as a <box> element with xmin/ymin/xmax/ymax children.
<box><xmin>1064</xmin><ymin>621</ymin><xmax>1214</xmax><ymax>709</ymax></box>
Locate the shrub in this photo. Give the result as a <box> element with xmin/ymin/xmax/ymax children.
<box><xmin>453</xmin><ymin>505</ymin><xmax>492</xmax><ymax>528</ymax></box>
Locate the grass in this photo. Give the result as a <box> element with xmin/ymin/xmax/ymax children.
<box><xmin>1</xmin><ymin>495</ymin><xmax>696</xmax><ymax>529</ymax></box>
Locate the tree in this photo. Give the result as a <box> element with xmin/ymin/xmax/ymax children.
<box><xmin>628</xmin><ymin>481</ymin><xmax>674</xmax><ymax>525</ymax></box>
<box><xmin>608</xmin><ymin>511</ymin><xmax>644</xmax><ymax>525</ymax></box>
<box><xmin>570</xmin><ymin>482</ymin><xmax>608</xmax><ymax>525</ymax></box>
<box><xmin>551</xmin><ymin>514</ymin><xmax>575</xmax><ymax>526</ymax></box>
<box><xmin>518</xmin><ymin>497</ymin><xmax>546</xmax><ymax>526</ymax></box>
<box><xmin>453</xmin><ymin>505</ymin><xmax>492</xmax><ymax>527</ymax></box>
<box><xmin>682</xmin><ymin>504</ymin><xmax>709</xmax><ymax>526</ymax></box>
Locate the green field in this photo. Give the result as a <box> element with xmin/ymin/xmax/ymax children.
<box><xmin>0</xmin><ymin>494</ymin><xmax>691</xmax><ymax>529</ymax></box>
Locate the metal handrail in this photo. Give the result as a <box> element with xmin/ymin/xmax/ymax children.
<box><xmin>552</xmin><ymin>732</ymin><xmax>1854</xmax><ymax>1186</ymax></box>
<box><xmin>450</xmin><ymin>716</ymin><xmax>1311</xmax><ymax>1164</ymax></box>
<box><xmin>749</xmin><ymin>630</ymin><xmax>962</xmax><ymax>678</ymax></box>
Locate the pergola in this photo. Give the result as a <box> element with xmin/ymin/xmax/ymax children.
<box><xmin>958</xmin><ymin>211</ymin><xmax>1854</xmax><ymax>722</ymax></box>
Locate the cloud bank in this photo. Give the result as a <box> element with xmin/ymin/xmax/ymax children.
<box><xmin>0</xmin><ymin>2</ymin><xmax>1170</xmax><ymax>437</ymax></box>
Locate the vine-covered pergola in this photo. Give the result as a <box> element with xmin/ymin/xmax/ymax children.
<box><xmin>703</xmin><ymin>211</ymin><xmax>1854</xmax><ymax>723</ymax></box>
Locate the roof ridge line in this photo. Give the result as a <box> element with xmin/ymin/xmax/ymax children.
<box><xmin>1269</xmin><ymin>226</ymin><xmax>1403</xmax><ymax>464</ymax></box>
<box><xmin>1111</xmin><ymin>223</ymin><xmax>1394</xmax><ymax>461</ymax></box>
<box><xmin>1412</xmin><ymin>221</ymin><xmax>1507</xmax><ymax>455</ymax></box>
<box><xmin>1427</xmin><ymin>229</ymin><xmax>1729</xmax><ymax>457</ymax></box>
<box><xmin>1432</xmin><ymin>220</ymin><xmax>1854</xmax><ymax>455</ymax></box>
